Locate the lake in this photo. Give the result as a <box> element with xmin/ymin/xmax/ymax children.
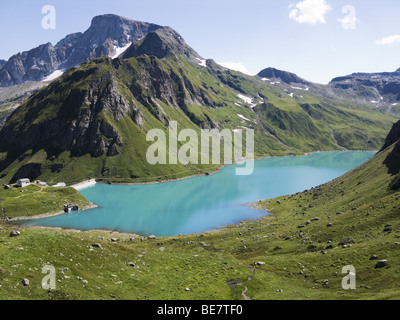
<box><xmin>20</xmin><ymin>151</ymin><xmax>375</xmax><ymax>236</ymax></box>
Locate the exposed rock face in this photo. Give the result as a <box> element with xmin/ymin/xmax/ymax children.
<box><xmin>329</xmin><ymin>69</ymin><xmax>400</xmax><ymax>103</ymax></box>
<box><xmin>122</xmin><ymin>27</ymin><xmax>199</xmax><ymax>62</ymax></box>
<box><xmin>0</xmin><ymin>14</ymin><xmax>162</xmax><ymax>87</ymax></box>
<box><xmin>10</xmin><ymin>163</ymin><xmax>44</xmax><ymax>183</ymax></box>
<box><xmin>0</xmin><ymin>58</ymin><xmax>130</xmax><ymax>169</ymax></box>
<box><xmin>381</xmin><ymin>120</ymin><xmax>400</xmax><ymax>175</ymax></box>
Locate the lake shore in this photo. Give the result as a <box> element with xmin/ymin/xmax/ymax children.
<box><xmin>84</xmin><ymin>149</ymin><xmax>377</xmax><ymax>187</ymax></box>
<box><xmin>8</xmin><ymin>202</ymin><xmax>99</xmax><ymax>222</ymax></box>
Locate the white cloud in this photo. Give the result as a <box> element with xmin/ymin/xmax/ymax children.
<box><xmin>217</xmin><ymin>62</ymin><xmax>253</xmax><ymax>75</ymax></box>
<box><xmin>289</xmin><ymin>0</ymin><xmax>332</xmax><ymax>25</ymax></box>
<box><xmin>375</xmin><ymin>34</ymin><xmax>400</xmax><ymax>46</ymax></box>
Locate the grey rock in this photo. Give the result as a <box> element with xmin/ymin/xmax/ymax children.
<box><xmin>22</xmin><ymin>278</ymin><xmax>29</xmax><ymax>286</ymax></box>
<box><xmin>375</xmin><ymin>260</ymin><xmax>389</xmax><ymax>269</ymax></box>
<box><xmin>9</xmin><ymin>231</ymin><xmax>20</xmax><ymax>237</ymax></box>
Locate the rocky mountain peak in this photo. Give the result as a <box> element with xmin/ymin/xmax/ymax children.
<box><xmin>122</xmin><ymin>27</ymin><xmax>199</xmax><ymax>61</ymax></box>
<box><xmin>0</xmin><ymin>15</ymin><xmax>164</xmax><ymax>87</ymax></box>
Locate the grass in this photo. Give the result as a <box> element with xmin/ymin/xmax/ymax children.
<box><xmin>0</xmin><ymin>145</ymin><xmax>399</xmax><ymax>300</ymax></box>
<box><xmin>0</xmin><ymin>53</ymin><xmax>397</xmax><ymax>185</ymax></box>
<box><xmin>0</xmin><ymin>183</ymin><xmax>91</xmax><ymax>219</ymax></box>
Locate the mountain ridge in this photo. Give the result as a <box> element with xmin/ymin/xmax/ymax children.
<box><xmin>0</xmin><ymin>14</ymin><xmax>163</xmax><ymax>87</ymax></box>
<box><xmin>0</xmin><ymin>15</ymin><xmax>397</xmax><ymax>185</ymax></box>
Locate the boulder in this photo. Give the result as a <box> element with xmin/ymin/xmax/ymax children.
<box><xmin>375</xmin><ymin>260</ymin><xmax>389</xmax><ymax>269</ymax></box>
<box><xmin>10</xmin><ymin>231</ymin><xmax>20</xmax><ymax>237</ymax></box>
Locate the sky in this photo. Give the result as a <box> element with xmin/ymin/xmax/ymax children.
<box><xmin>0</xmin><ymin>0</ymin><xmax>399</xmax><ymax>84</ymax></box>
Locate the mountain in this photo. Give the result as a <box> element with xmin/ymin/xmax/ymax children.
<box><xmin>257</xmin><ymin>67</ymin><xmax>311</xmax><ymax>87</ymax></box>
<box><xmin>0</xmin><ymin>14</ymin><xmax>162</xmax><ymax>87</ymax></box>
<box><xmin>329</xmin><ymin>69</ymin><xmax>400</xmax><ymax>105</ymax></box>
<box><xmin>0</xmin><ymin>60</ymin><xmax>6</xmax><ymax>69</ymax></box>
<box><xmin>0</xmin><ymin>16</ymin><xmax>397</xmax><ymax>185</ymax></box>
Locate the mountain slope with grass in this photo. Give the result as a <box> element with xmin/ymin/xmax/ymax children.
<box><xmin>0</xmin><ymin>20</ymin><xmax>396</xmax><ymax>185</ymax></box>
<box><xmin>1</xmin><ymin>124</ymin><xmax>400</xmax><ymax>300</ymax></box>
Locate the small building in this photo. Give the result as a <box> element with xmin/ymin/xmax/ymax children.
<box><xmin>16</xmin><ymin>179</ymin><xmax>30</xmax><ymax>188</ymax></box>
<box><xmin>53</xmin><ymin>182</ymin><xmax>66</xmax><ymax>188</ymax></box>
<box><xmin>64</xmin><ymin>204</ymin><xmax>79</xmax><ymax>213</ymax></box>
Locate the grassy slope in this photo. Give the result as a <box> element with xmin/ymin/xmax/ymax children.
<box><xmin>1</xmin><ymin>146</ymin><xmax>399</xmax><ymax>300</ymax></box>
<box><xmin>0</xmin><ymin>184</ymin><xmax>91</xmax><ymax>219</ymax></box>
<box><xmin>0</xmin><ymin>55</ymin><xmax>396</xmax><ymax>185</ymax></box>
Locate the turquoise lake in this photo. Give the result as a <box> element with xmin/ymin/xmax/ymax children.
<box><xmin>21</xmin><ymin>151</ymin><xmax>375</xmax><ymax>236</ymax></box>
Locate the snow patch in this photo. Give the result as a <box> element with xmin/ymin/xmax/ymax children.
<box><xmin>196</xmin><ymin>57</ymin><xmax>207</xmax><ymax>67</ymax></box>
<box><xmin>234</xmin><ymin>102</ymin><xmax>242</xmax><ymax>107</ymax></box>
<box><xmin>110</xmin><ymin>42</ymin><xmax>132</xmax><ymax>59</ymax></box>
<box><xmin>237</xmin><ymin>94</ymin><xmax>253</xmax><ymax>104</ymax></box>
<box><xmin>42</xmin><ymin>70</ymin><xmax>64</xmax><ymax>82</ymax></box>
<box><xmin>237</xmin><ymin>114</ymin><xmax>251</xmax><ymax>122</ymax></box>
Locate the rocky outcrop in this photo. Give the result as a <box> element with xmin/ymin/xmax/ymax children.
<box><xmin>329</xmin><ymin>69</ymin><xmax>400</xmax><ymax>103</ymax></box>
<box><xmin>381</xmin><ymin>120</ymin><xmax>400</xmax><ymax>175</ymax></box>
<box><xmin>0</xmin><ymin>58</ymin><xmax>131</xmax><ymax>170</ymax></box>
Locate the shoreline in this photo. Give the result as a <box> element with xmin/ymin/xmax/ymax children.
<box><xmin>89</xmin><ymin>149</ymin><xmax>377</xmax><ymax>187</ymax></box>
<box><xmin>6</xmin><ymin>149</ymin><xmax>376</xmax><ymax>236</ymax></box>
<box><xmin>8</xmin><ymin>203</ymin><xmax>99</xmax><ymax>222</ymax></box>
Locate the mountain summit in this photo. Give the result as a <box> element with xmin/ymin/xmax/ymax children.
<box><xmin>0</xmin><ymin>14</ymin><xmax>162</xmax><ymax>87</ymax></box>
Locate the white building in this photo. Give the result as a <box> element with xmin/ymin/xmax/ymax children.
<box><xmin>16</xmin><ymin>178</ymin><xmax>31</xmax><ymax>188</ymax></box>
<box><xmin>53</xmin><ymin>182</ymin><xmax>66</xmax><ymax>188</ymax></box>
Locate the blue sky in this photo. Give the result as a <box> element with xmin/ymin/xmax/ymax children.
<box><xmin>0</xmin><ymin>0</ymin><xmax>399</xmax><ymax>83</ymax></box>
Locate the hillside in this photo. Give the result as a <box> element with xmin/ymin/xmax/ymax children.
<box><xmin>0</xmin><ymin>22</ymin><xmax>396</xmax><ymax>185</ymax></box>
<box><xmin>1</xmin><ymin>123</ymin><xmax>400</xmax><ymax>300</ymax></box>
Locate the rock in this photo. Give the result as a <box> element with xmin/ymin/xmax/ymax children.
<box><xmin>305</xmin><ymin>220</ymin><xmax>312</xmax><ymax>225</ymax></box>
<box><xmin>369</xmin><ymin>255</ymin><xmax>378</xmax><ymax>260</ymax></box>
<box><xmin>185</xmin><ymin>288</ymin><xmax>190</xmax><ymax>291</ymax></box>
<box><xmin>3</xmin><ymin>184</ymin><xmax>11</xmax><ymax>190</ymax></box>
<box><xmin>111</xmin><ymin>238</ymin><xmax>118</xmax><ymax>242</ymax></box>
<box><xmin>22</xmin><ymin>278</ymin><xmax>29</xmax><ymax>286</ymax></box>
<box><xmin>323</xmin><ymin>280</ymin><xmax>329</xmax><ymax>286</ymax></box>
<box><xmin>327</xmin><ymin>223</ymin><xmax>333</xmax><ymax>227</ymax></box>
<box><xmin>91</xmin><ymin>243</ymin><xmax>102</xmax><ymax>248</ymax></box>
<box><xmin>158</xmin><ymin>247</ymin><xmax>165</xmax><ymax>251</ymax></box>
<box><xmin>128</xmin><ymin>262</ymin><xmax>135</xmax><ymax>267</ymax></box>
<box><xmin>276</xmin><ymin>289</ymin><xmax>283</xmax><ymax>293</ymax></box>
<box><xmin>298</xmin><ymin>225</ymin><xmax>305</xmax><ymax>229</ymax></box>
<box><xmin>255</xmin><ymin>262</ymin><xmax>266</xmax><ymax>266</ymax></box>
<box><xmin>338</xmin><ymin>237</ymin><xmax>355</xmax><ymax>246</ymax></box>
<box><xmin>383</xmin><ymin>225</ymin><xmax>393</xmax><ymax>232</ymax></box>
<box><xmin>148</xmin><ymin>235</ymin><xmax>156</xmax><ymax>239</ymax></box>
<box><xmin>9</xmin><ymin>231</ymin><xmax>20</xmax><ymax>237</ymax></box>
<box><xmin>375</xmin><ymin>260</ymin><xmax>389</xmax><ymax>269</ymax></box>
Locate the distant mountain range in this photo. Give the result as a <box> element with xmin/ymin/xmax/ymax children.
<box><xmin>0</xmin><ymin>14</ymin><xmax>398</xmax><ymax>184</ymax></box>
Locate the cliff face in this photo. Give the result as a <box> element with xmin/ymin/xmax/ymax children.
<box><xmin>381</xmin><ymin>120</ymin><xmax>400</xmax><ymax>176</ymax></box>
